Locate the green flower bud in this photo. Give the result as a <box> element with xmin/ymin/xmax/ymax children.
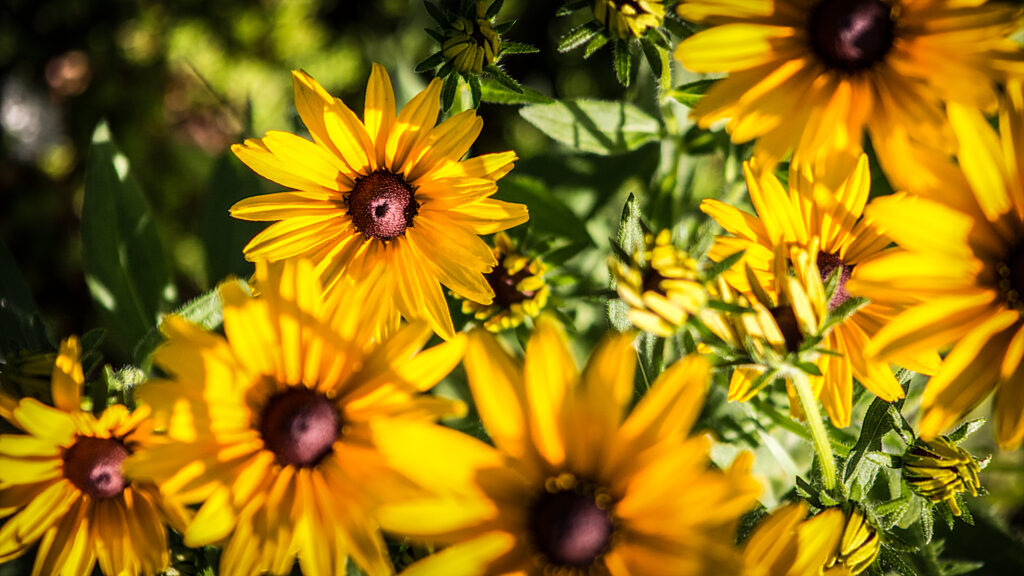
<box><xmin>442</xmin><ymin>3</ymin><xmax>500</xmax><ymax>75</ymax></box>
<box><xmin>592</xmin><ymin>0</ymin><xmax>665</xmax><ymax>40</ymax></box>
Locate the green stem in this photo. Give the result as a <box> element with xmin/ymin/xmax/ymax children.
<box><xmin>790</xmin><ymin>369</ymin><xmax>837</xmax><ymax>491</ymax></box>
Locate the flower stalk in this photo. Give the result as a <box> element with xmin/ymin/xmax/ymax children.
<box><xmin>790</xmin><ymin>368</ymin><xmax>837</xmax><ymax>491</ymax></box>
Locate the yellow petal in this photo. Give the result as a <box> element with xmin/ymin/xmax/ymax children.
<box><xmin>677</xmin><ymin>24</ymin><xmax>796</xmax><ymax>72</ymax></box>
<box><xmin>364</xmin><ymin>63</ymin><xmax>396</xmax><ymax>169</ymax></box>
<box><xmin>948</xmin><ymin>103</ymin><xmax>1012</xmax><ymax>221</ymax></box>
<box><xmin>524</xmin><ymin>317</ymin><xmax>576</xmax><ymax>468</ymax></box>
<box><xmin>385</xmin><ymin>79</ymin><xmax>442</xmax><ymax>170</ymax></box>
<box><xmin>400</xmin><ymin>532</ymin><xmax>516</xmax><ymax>576</ymax></box>
<box><xmin>51</xmin><ymin>336</ymin><xmax>83</xmax><ymax>413</ymax></box>
<box><xmin>464</xmin><ymin>330</ymin><xmax>532</xmax><ymax>464</ymax></box>
<box><xmin>184</xmin><ymin>486</ymin><xmax>236</xmax><ymax>547</ymax></box>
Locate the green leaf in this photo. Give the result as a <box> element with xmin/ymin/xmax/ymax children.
<box><xmin>484</xmin><ymin>0</ymin><xmax>504</xmax><ymax>19</ymax></box>
<box><xmin>844</xmin><ymin>395</ymin><xmax>897</xmax><ymax>482</ymax></box>
<box><xmin>133</xmin><ymin>280</ymin><xmax>240</xmax><ymax>366</ymax></box>
<box><xmin>519</xmin><ymin>99</ymin><xmax>664</xmax><ymax>155</ymax></box>
<box><xmin>441</xmin><ymin>73</ymin><xmax>459</xmax><ymax>111</ymax></box>
<box><xmin>484</xmin><ymin>64</ymin><xmax>523</xmax><ymax>93</ymax></box>
<box><xmin>583</xmin><ymin>33</ymin><xmax>610</xmax><ymax>58</ymax></box>
<box><xmin>608</xmin><ymin>193</ymin><xmax>644</xmax><ymax>332</ymax></box>
<box><xmin>667</xmin><ymin>78</ymin><xmax>718</xmax><ymax>108</ymax></box>
<box><xmin>82</xmin><ymin>121</ymin><xmax>175</xmax><ymax>356</ymax></box>
<box><xmin>493</xmin><ymin>19</ymin><xmax>515</xmax><ymax>35</ymax></box>
<box><xmin>704</xmin><ymin>250</ymin><xmax>745</xmax><ymax>281</ymax></box>
<box><xmin>468</xmin><ymin>74</ymin><xmax>482</xmax><ymax>109</ymax></box>
<box><xmin>946</xmin><ymin>418</ymin><xmax>987</xmax><ymax>444</ymax></box>
<box><xmin>424</xmin><ymin>1</ymin><xmax>449</xmax><ymax>27</ymax></box>
<box><xmin>425</xmin><ymin>27</ymin><xmax>446</xmax><ymax>43</ymax></box>
<box><xmin>479</xmin><ymin>77</ymin><xmax>553</xmax><ymax>105</ymax></box>
<box><xmin>499</xmin><ymin>41</ymin><xmax>539</xmax><ymax>55</ymax></box>
<box><xmin>613</xmin><ymin>39</ymin><xmax>631</xmax><ymax>86</ymax></box>
<box><xmin>556</xmin><ymin>0</ymin><xmax>590</xmax><ymax>16</ymax></box>
<box><xmin>200</xmin><ymin>152</ymin><xmax>263</xmax><ymax>288</ymax></box>
<box><xmin>497</xmin><ymin>176</ymin><xmax>593</xmax><ymax>252</ymax></box>
<box><xmin>558</xmin><ymin>21</ymin><xmax>604</xmax><ymax>53</ymax></box>
<box><xmin>415</xmin><ymin>51</ymin><xmax>446</xmax><ymax>73</ymax></box>
<box><xmin>0</xmin><ymin>239</ymin><xmax>51</xmax><ymax>354</ymax></box>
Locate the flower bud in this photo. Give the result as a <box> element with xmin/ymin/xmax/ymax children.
<box><xmin>903</xmin><ymin>436</ymin><xmax>981</xmax><ymax>516</ymax></box>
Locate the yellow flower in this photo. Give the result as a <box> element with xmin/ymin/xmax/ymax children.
<box><xmin>609</xmin><ymin>229</ymin><xmax>708</xmax><ymax>337</ymax></box>
<box><xmin>742</xmin><ymin>502</ymin><xmax>849</xmax><ymax>576</ymax></box>
<box><xmin>125</xmin><ymin>259</ymin><xmax>466</xmax><ymax>576</ymax></box>
<box><xmin>230</xmin><ymin>64</ymin><xmax>529</xmax><ymax>340</ymax></box>
<box><xmin>371</xmin><ymin>319</ymin><xmax>762</xmax><ymax>575</ymax></box>
<box><xmin>456</xmin><ymin>231</ymin><xmax>549</xmax><ymax>332</ymax></box>
<box><xmin>903</xmin><ymin>436</ymin><xmax>981</xmax><ymax>516</ymax></box>
<box><xmin>823</xmin><ymin>507</ymin><xmax>880</xmax><ymax>575</ymax></box>
<box><xmin>443</xmin><ymin>2</ymin><xmax>501</xmax><ymax>75</ymax></box>
<box><xmin>0</xmin><ymin>337</ymin><xmax>188</xmax><ymax>576</ymax></box>
<box><xmin>675</xmin><ymin>0</ymin><xmax>1024</xmax><ymax>191</ymax></box>
<box><xmin>849</xmin><ymin>85</ymin><xmax>1024</xmax><ymax>449</ymax></box>
<box><xmin>594</xmin><ymin>0</ymin><xmax>666</xmax><ymax>39</ymax></box>
<box><xmin>701</xmin><ymin>156</ymin><xmax>939</xmax><ymax>427</ymax></box>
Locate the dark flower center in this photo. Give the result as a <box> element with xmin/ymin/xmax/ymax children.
<box><xmin>770</xmin><ymin>305</ymin><xmax>804</xmax><ymax>353</ymax></box>
<box><xmin>528</xmin><ymin>488</ymin><xmax>614</xmax><ymax>568</ymax></box>
<box><xmin>62</xmin><ymin>436</ymin><xmax>130</xmax><ymax>499</ymax></box>
<box><xmin>487</xmin><ymin>258</ymin><xmax>536</xmax><ymax>308</ymax></box>
<box><xmin>259</xmin><ymin>387</ymin><xmax>340</xmax><ymax>468</ymax></box>
<box><xmin>817</xmin><ymin>251</ymin><xmax>854</xmax><ymax>311</ymax></box>
<box><xmin>808</xmin><ymin>0</ymin><xmax>895</xmax><ymax>72</ymax></box>
<box><xmin>347</xmin><ymin>170</ymin><xmax>418</xmax><ymax>241</ymax></box>
<box><xmin>997</xmin><ymin>248</ymin><xmax>1024</xmax><ymax>311</ymax></box>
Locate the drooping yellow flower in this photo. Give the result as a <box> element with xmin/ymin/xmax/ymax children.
<box><xmin>125</xmin><ymin>259</ymin><xmax>466</xmax><ymax>576</ymax></box>
<box><xmin>230</xmin><ymin>64</ymin><xmax>529</xmax><ymax>340</ymax></box>
<box><xmin>701</xmin><ymin>156</ymin><xmax>940</xmax><ymax>427</ymax></box>
<box><xmin>0</xmin><ymin>337</ymin><xmax>188</xmax><ymax>576</ymax></box>
<box><xmin>823</xmin><ymin>507</ymin><xmax>880</xmax><ymax>575</ymax></box>
<box><xmin>371</xmin><ymin>318</ymin><xmax>762</xmax><ymax>575</ymax></box>
<box><xmin>849</xmin><ymin>87</ymin><xmax>1024</xmax><ymax>449</ymax></box>
<box><xmin>902</xmin><ymin>436</ymin><xmax>981</xmax><ymax>516</ymax></box>
<box><xmin>609</xmin><ymin>228</ymin><xmax>709</xmax><ymax>337</ymax></box>
<box><xmin>742</xmin><ymin>502</ymin><xmax>849</xmax><ymax>576</ymax></box>
<box><xmin>675</xmin><ymin>0</ymin><xmax>1024</xmax><ymax>191</ymax></box>
<box><xmin>594</xmin><ymin>0</ymin><xmax>666</xmax><ymax>39</ymax></box>
<box><xmin>455</xmin><ymin>231</ymin><xmax>549</xmax><ymax>332</ymax></box>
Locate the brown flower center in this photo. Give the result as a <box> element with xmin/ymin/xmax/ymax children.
<box><xmin>259</xmin><ymin>387</ymin><xmax>340</xmax><ymax>468</ymax></box>
<box><xmin>63</xmin><ymin>436</ymin><xmax>130</xmax><ymax>499</ymax></box>
<box><xmin>817</xmin><ymin>251</ymin><xmax>854</xmax><ymax>311</ymax></box>
<box><xmin>770</xmin><ymin>305</ymin><xmax>804</xmax><ymax>353</ymax></box>
<box><xmin>487</xmin><ymin>258</ymin><xmax>536</xmax><ymax>308</ymax></box>
<box><xmin>528</xmin><ymin>488</ymin><xmax>614</xmax><ymax>568</ymax></box>
<box><xmin>347</xmin><ymin>170</ymin><xmax>418</xmax><ymax>241</ymax></box>
<box><xmin>809</xmin><ymin>0</ymin><xmax>894</xmax><ymax>72</ymax></box>
<box><xmin>997</xmin><ymin>248</ymin><xmax>1024</xmax><ymax>311</ymax></box>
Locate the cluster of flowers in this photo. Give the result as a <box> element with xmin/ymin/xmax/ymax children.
<box><xmin>1</xmin><ymin>0</ymin><xmax>1022</xmax><ymax>575</ymax></box>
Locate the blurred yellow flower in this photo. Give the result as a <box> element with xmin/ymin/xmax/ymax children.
<box><xmin>850</xmin><ymin>85</ymin><xmax>1024</xmax><ymax>449</ymax></box>
<box><xmin>675</xmin><ymin>0</ymin><xmax>1024</xmax><ymax>191</ymax></box>
<box><xmin>0</xmin><ymin>337</ymin><xmax>188</xmax><ymax>576</ymax></box>
<box><xmin>372</xmin><ymin>319</ymin><xmax>762</xmax><ymax>575</ymax></box>
<box><xmin>126</xmin><ymin>259</ymin><xmax>466</xmax><ymax>576</ymax></box>
<box><xmin>231</xmin><ymin>64</ymin><xmax>528</xmax><ymax>340</ymax></box>
<box><xmin>742</xmin><ymin>502</ymin><xmax>849</xmax><ymax>576</ymax></box>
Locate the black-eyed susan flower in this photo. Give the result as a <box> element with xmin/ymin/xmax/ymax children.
<box><xmin>609</xmin><ymin>228</ymin><xmax>708</xmax><ymax>337</ymax></box>
<box><xmin>0</xmin><ymin>336</ymin><xmax>188</xmax><ymax>576</ymax></box>
<box><xmin>674</xmin><ymin>0</ymin><xmax>1024</xmax><ymax>190</ymax></box>
<box><xmin>593</xmin><ymin>0</ymin><xmax>666</xmax><ymax>40</ymax></box>
<box><xmin>902</xmin><ymin>436</ymin><xmax>981</xmax><ymax>517</ymax></box>
<box><xmin>230</xmin><ymin>65</ymin><xmax>529</xmax><ymax>341</ymax></box>
<box><xmin>455</xmin><ymin>231</ymin><xmax>549</xmax><ymax>332</ymax></box>
<box><xmin>849</xmin><ymin>87</ymin><xmax>1024</xmax><ymax>449</ymax></box>
<box><xmin>125</xmin><ymin>259</ymin><xmax>466</xmax><ymax>576</ymax></box>
<box><xmin>823</xmin><ymin>507</ymin><xmax>880</xmax><ymax>575</ymax></box>
<box><xmin>742</xmin><ymin>502</ymin><xmax>848</xmax><ymax>576</ymax></box>
<box><xmin>701</xmin><ymin>156</ymin><xmax>940</xmax><ymax>427</ymax></box>
<box><xmin>371</xmin><ymin>318</ymin><xmax>762</xmax><ymax>575</ymax></box>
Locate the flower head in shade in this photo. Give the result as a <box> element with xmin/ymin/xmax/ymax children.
<box><xmin>701</xmin><ymin>156</ymin><xmax>940</xmax><ymax>427</ymax></box>
<box><xmin>371</xmin><ymin>318</ymin><xmax>762</xmax><ymax>575</ymax></box>
<box><xmin>125</xmin><ymin>259</ymin><xmax>466</xmax><ymax>576</ymax></box>
<box><xmin>593</xmin><ymin>0</ymin><xmax>666</xmax><ymax>40</ymax></box>
<box><xmin>902</xmin><ymin>436</ymin><xmax>982</xmax><ymax>517</ymax></box>
<box><xmin>674</xmin><ymin>0</ymin><xmax>1024</xmax><ymax>190</ymax></box>
<box><xmin>455</xmin><ymin>231</ymin><xmax>549</xmax><ymax>332</ymax></box>
<box><xmin>742</xmin><ymin>502</ymin><xmax>848</xmax><ymax>576</ymax></box>
<box><xmin>849</xmin><ymin>85</ymin><xmax>1024</xmax><ymax>449</ymax></box>
<box><xmin>609</xmin><ymin>228</ymin><xmax>709</xmax><ymax>337</ymax></box>
<box><xmin>230</xmin><ymin>65</ymin><xmax>529</xmax><ymax>341</ymax></box>
<box><xmin>0</xmin><ymin>336</ymin><xmax>188</xmax><ymax>576</ymax></box>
